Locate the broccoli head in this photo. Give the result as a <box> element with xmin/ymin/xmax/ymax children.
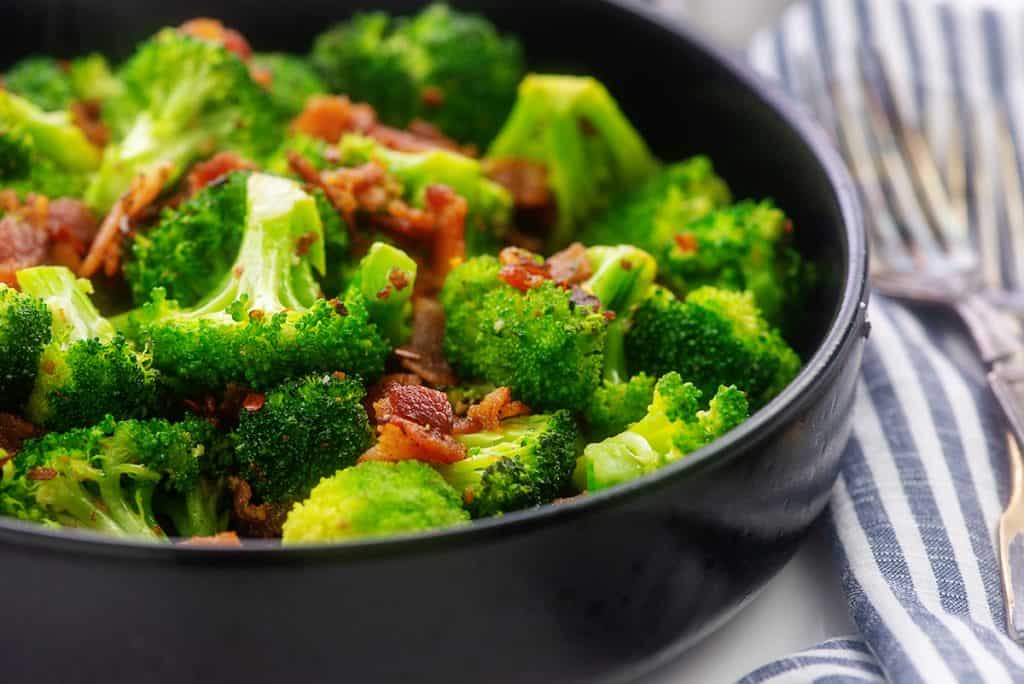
<box><xmin>2</xmin><ymin>415</ymin><xmax>222</xmax><ymax>539</ymax></box>
<box><xmin>0</xmin><ymin>284</ymin><xmax>52</xmax><ymax>412</ymax></box>
<box><xmin>67</xmin><ymin>53</ymin><xmax>125</xmax><ymax>103</ymax></box>
<box><xmin>574</xmin><ymin>372</ymin><xmax>749</xmax><ymax>492</ymax></box>
<box><xmin>345</xmin><ymin>241</ymin><xmax>418</xmax><ymax>346</ymax></box>
<box><xmin>437</xmin><ymin>411</ymin><xmax>579</xmax><ymax>518</ymax></box>
<box><xmin>85</xmin><ymin>28</ymin><xmax>280</xmax><ymax>211</ymax></box>
<box><xmin>127</xmin><ymin>173</ymin><xmax>389</xmax><ymax>394</ymax></box>
<box><xmin>251</xmin><ymin>53</ymin><xmax>327</xmax><ymax>119</ymax></box>
<box><xmin>16</xmin><ymin>266</ymin><xmax>158</xmax><ymax>431</ymax></box>
<box><xmin>627</xmin><ymin>286</ymin><xmax>800</xmax><ymax>411</ymax></box>
<box><xmin>440</xmin><ymin>255</ymin><xmax>608</xmax><ymax>412</ymax></box>
<box><xmin>584</xmin><ymin>372</ymin><xmax>656</xmax><ymax>442</ymax></box>
<box><xmin>234</xmin><ymin>373</ymin><xmax>373</xmax><ymax>506</ymax></box>
<box><xmin>311</xmin><ymin>3</ymin><xmax>524</xmax><ymax>148</ymax></box>
<box><xmin>282</xmin><ymin>460</ymin><xmax>469</xmax><ymax>544</ymax></box>
<box><xmin>486</xmin><ymin>74</ymin><xmax>659</xmax><ymax>247</ymax></box>
<box><xmin>3</xmin><ymin>56</ymin><xmax>74</xmax><ymax>111</ymax></box>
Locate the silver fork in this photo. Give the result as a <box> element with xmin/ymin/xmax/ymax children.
<box><xmin>793</xmin><ymin>46</ymin><xmax>1024</xmax><ymax>642</ymax></box>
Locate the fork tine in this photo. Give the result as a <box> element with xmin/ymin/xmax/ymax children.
<box><xmin>856</xmin><ymin>48</ymin><xmax>944</xmax><ymax>262</ymax></box>
<box><xmin>968</xmin><ymin>102</ymin><xmax>1006</xmax><ymax>290</ymax></box>
<box><xmin>795</xmin><ymin>56</ymin><xmax>911</xmax><ymax>271</ymax></box>
<box><xmin>996</xmin><ymin>101</ymin><xmax>1024</xmax><ymax>290</ymax></box>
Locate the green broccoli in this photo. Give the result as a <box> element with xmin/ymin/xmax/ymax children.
<box><xmin>626</xmin><ymin>286</ymin><xmax>800</xmax><ymax>411</ymax></box>
<box><xmin>234</xmin><ymin>373</ymin><xmax>373</xmax><ymax>506</ymax></box>
<box><xmin>437</xmin><ymin>411</ymin><xmax>579</xmax><ymax>517</ymax></box>
<box><xmin>486</xmin><ymin>74</ymin><xmax>660</xmax><ymax>247</ymax></box>
<box><xmin>282</xmin><ymin>460</ymin><xmax>469</xmax><ymax>544</ymax></box>
<box><xmin>344</xmin><ymin>242</ymin><xmax>418</xmax><ymax>346</ymax></box>
<box><xmin>16</xmin><ymin>266</ymin><xmax>158</xmax><ymax>431</ymax></box>
<box><xmin>440</xmin><ymin>255</ymin><xmax>608</xmax><ymax>412</ymax></box>
<box><xmin>251</xmin><ymin>53</ymin><xmax>327</xmax><ymax>119</ymax></box>
<box><xmin>265</xmin><ymin>132</ymin><xmax>333</xmax><ymax>177</ymax></box>
<box><xmin>574</xmin><ymin>372</ymin><xmax>749</xmax><ymax>492</ymax></box>
<box><xmin>338</xmin><ymin>134</ymin><xmax>512</xmax><ymax>255</ymax></box>
<box><xmin>1</xmin><ymin>415</ymin><xmax>223</xmax><ymax>539</ymax></box>
<box><xmin>581</xmin><ymin>156</ymin><xmax>731</xmax><ymax>248</ymax></box>
<box><xmin>67</xmin><ymin>53</ymin><xmax>125</xmax><ymax>103</ymax></box>
<box><xmin>127</xmin><ymin>172</ymin><xmax>389</xmax><ymax>394</ymax></box>
<box><xmin>3</xmin><ymin>56</ymin><xmax>74</xmax><ymax>111</ymax></box>
<box><xmin>311</xmin><ymin>3</ymin><xmax>524</xmax><ymax>148</ymax></box>
<box><xmin>0</xmin><ymin>90</ymin><xmax>101</xmax><ymax>198</ymax></box>
<box><xmin>85</xmin><ymin>28</ymin><xmax>281</xmax><ymax>212</ymax></box>
<box><xmin>0</xmin><ymin>284</ymin><xmax>52</xmax><ymax>412</ymax></box>
<box><xmin>584</xmin><ymin>372</ymin><xmax>657</xmax><ymax>442</ymax></box>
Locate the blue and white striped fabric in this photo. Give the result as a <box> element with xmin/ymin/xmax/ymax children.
<box><xmin>732</xmin><ymin>1</ymin><xmax>1024</xmax><ymax>681</ymax></box>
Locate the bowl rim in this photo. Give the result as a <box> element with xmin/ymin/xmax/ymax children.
<box><xmin>0</xmin><ymin>0</ymin><xmax>869</xmax><ymax>562</ymax></box>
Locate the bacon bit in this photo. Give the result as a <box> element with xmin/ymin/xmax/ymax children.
<box><xmin>26</xmin><ymin>467</ymin><xmax>57</xmax><ymax>481</ymax></box>
<box><xmin>783</xmin><ymin>219</ymin><xmax>794</xmax><ymax>234</ymax></box>
<box><xmin>0</xmin><ymin>214</ymin><xmax>48</xmax><ymax>287</ymax></box>
<box><xmin>426</xmin><ymin>184</ymin><xmax>468</xmax><ymax>282</ymax></box>
<box><xmin>179</xmin><ymin>531</ymin><xmax>242</xmax><ymax>547</ymax></box>
<box><xmin>366</xmin><ymin>373</ymin><xmax>422</xmax><ymax>418</ymax></box>
<box><xmin>498</xmin><ymin>247</ymin><xmax>551</xmax><ymax>292</ymax></box>
<box><xmin>328</xmin><ymin>298</ymin><xmax>349</xmax><ymax>316</ymax></box>
<box><xmin>421</xmin><ymin>86</ymin><xmax>445</xmax><ymax>108</ymax></box>
<box><xmin>376</xmin><ymin>286</ymin><xmax>392</xmax><ymax>301</ymax></box>
<box><xmin>546</xmin><ymin>242</ymin><xmax>592</xmax><ymax>287</ymax></box>
<box><xmin>454</xmin><ymin>386</ymin><xmax>531</xmax><ymax>435</ymax></box>
<box><xmin>388</xmin><ymin>267</ymin><xmax>410</xmax><ymax>291</ymax></box>
<box><xmin>250</xmin><ymin>64</ymin><xmax>273</xmax><ymax>88</ymax></box>
<box><xmin>673</xmin><ymin>233</ymin><xmax>698</xmax><ymax>255</ymax></box>
<box><xmin>359</xmin><ymin>418</ymin><xmax>466</xmax><ymax>465</ymax></box>
<box><xmin>186</xmin><ymin>152</ymin><xmax>256</xmax><ymax>195</ymax></box>
<box><xmin>603</xmin><ymin>310</ymin><xmax>617</xmax><ymax>322</ymax></box>
<box><xmin>569</xmin><ymin>286</ymin><xmax>602</xmax><ymax>311</ymax></box>
<box><xmin>295</xmin><ymin>232</ymin><xmax>319</xmax><ymax>258</ymax></box>
<box><xmin>80</xmin><ymin>162</ymin><xmax>174</xmax><ymax>278</ymax></box>
<box><xmin>228</xmin><ymin>477</ymin><xmax>290</xmax><ymax>538</ymax></box>
<box><xmin>370</xmin><ymin>120</ymin><xmax>475</xmax><ymax>157</ymax></box>
<box><xmin>396</xmin><ymin>298</ymin><xmax>459</xmax><ymax>386</ymax></box>
<box><xmin>291</xmin><ymin>95</ymin><xmax>377</xmax><ymax>144</ymax></box>
<box><xmin>332</xmin><ymin>371</ymin><xmax>347</xmax><ymax>381</ymax></box>
<box><xmin>484</xmin><ymin>158</ymin><xmax>552</xmax><ymax>209</ymax></box>
<box><xmin>179</xmin><ymin>18</ymin><xmax>253</xmax><ymax>61</ymax></box>
<box><xmin>242</xmin><ymin>393</ymin><xmax>266</xmax><ymax>412</ymax></box>
<box><xmin>70</xmin><ymin>99</ymin><xmax>109</xmax><ymax>147</ymax></box>
<box><xmin>47</xmin><ymin>198</ymin><xmax>98</xmax><ymax>255</ymax></box>
<box><xmin>0</xmin><ymin>413</ymin><xmax>38</xmax><ymax>456</ymax></box>
<box><xmin>385</xmin><ymin>384</ymin><xmax>454</xmax><ymax>432</ymax></box>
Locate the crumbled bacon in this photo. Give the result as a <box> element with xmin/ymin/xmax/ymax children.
<box><xmin>179</xmin><ymin>531</ymin><xmax>242</xmax><ymax>547</ymax></box>
<box><xmin>421</xmin><ymin>86</ymin><xmax>445</xmax><ymax>109</ymax></box>
<box><xmin>179</xmin><ymin>18</ymin><xmax>253</xmax><ymax>61</ymax></box>
<box><xmin>229</xmin><ymin>476</ymin><xmax>290</xmax><ymax>538</ymax></box>
<box><xmin>498</xmin><ymin>246</ymin><xmax>551</xmax><ymax>292</ymax></box>
<box><xmin>186</xmin><ymin>152</ymin><xmax>256</xmax><ymax>195</ymax></box>
<box><xmin>370</xmin><ymin>120</ymin><xmax>476</xmax><ymax>157</ymax></box>
<box><xmin>0</xmin><ymin>413</ymin><xmax>38</xmax><ymax>457</ymax></box>
<box><xmin>26</xmin><ymin>467</ymin><xmax>57</xmax><ymax>481</ymax></box>
<box><xmin>0</xmin><ymin>213</ymin><xmax>49</xmax><ymax>287</ymax></box>
<box><xmin>569</xmin><ymin>286</ymin><xmax>602</xmax><ymax>311</ymax></box>
<box><xmin>395</xmin><ymin>298</ymin><xmax>459</xmax><ymax>386</ymax></box>
<box><xmin>546</xmin><ymin>242</ymin><xmax>592</xmax><ymax>287</ymax></box>
<box><xmin>385</xmin><ymin>384</ymin><xmax>454</xmax><ymax>432</ymax></box>
<box><xmin>485</xmin><ymin>158</ymin><xmax>552</xmax><ymax>209</ymax></box>
<box><xmin>673</xmin><ymin>233</ymin><xmax>698</xmax><ymax>254</ymax></box>
<box><xmin>454</xmin><ymin>387</ymin><xmax>531</xmax><ymax>435</ymax></box>
<box><xmin>291</xmin><ymin>95</ymin><xmax>377</xmax><ymax>144</ymax></box>
<box><xmin>425</xmin><ymin>184</ymin><xmax>467</xmax><ymax>281</ymax></box>
<box><xmin>360</xmin><ymin>384</ymin><xmax>466</xmax><ymax>465</ymax></box>
<box><xmin>366</xmin><ymin>374</ymin><xmax>423</xmax><ymax>417</ymax></box>
<box><xmin>70</xmin><ymin>99</ymin><xmax>109</xmax><ymax>147</ymax></box>
<box><xmin>242</xmin><ymin>393</ymin><xmax>266</xmax><ymax>412</ymax></box>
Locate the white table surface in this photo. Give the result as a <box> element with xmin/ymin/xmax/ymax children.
<box><xmin>636</xmin><ymin>524</ymin><xmax>856</xmax><ymax>683</ymax></box>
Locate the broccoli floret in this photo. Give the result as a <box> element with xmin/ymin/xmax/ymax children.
<box><xmin>16</xmin><ymin>266</ymin><xmax>158</xmax><ymax>431</ymax></box>
<box><xmin>67</xmin><ymin>53</ymin><xmax>125</xmax><ymax>103</ymax></box>
<box><xmin>128</xmin><ymin>173</ymin><xmax>389</xmax><ymax>394</ymax></box>
<box><xmin>85</xmin><ymin>28</ymin><xmax>281</xmax><ymax>212</ymax></box>
<box><xmin>2</xmin><ymin>415</ymin><xmax>221</xmax><ymax>539</ymax></box>
<box><xmin>581</xmin><ymin>156</ymin><xmax>731</xmax><ymax>248</ymax></box>
<box><xmin>155</xmin><ymin>473</ymin><xmax>229</xmax><ymax>539</ymax></box>
<box><xmin>234</xmin><ymin>373</ymin><xmax>373</xmax><ymax>505</ymax></box>
<box><xmin>437</xmin><ymin>411</ymin><xmax>579</xmax><ymax>517</ymax></box>
<box><xmin>487</xmin><ymin>75</ymin><xmax>659</xmax><ymax>247</ymax></box>
<box><xmin>338</xmin><ymin>134</ymin><xmax>512</xmax><ymax>254</ymax></box>
<box><xmin>584</xmin><ymin>373</ymin><xmax>656</xmax><ymax>442</ymax></box>
<box><xmin>125</xmin><ymin>171</ymin><xmax>249</xmax><ymax>307</ymax></box>
<box><xmin>265</xmin><ymin>132</ymin><xmax>333</xmax><ymax>177</ymax></box>
<box><xmin>311</xmin><ymin>3</ymin><xmax>524</xmax><ymax>148</ymax></box>
<box><xmin>3</xmin><ymin>56</ymin><xmax>74</xmax><ymax>111</ymax></box>
<box><xmin>574</xmin><ymin>373</ymin><xmax>749</xmax><ymax>492</ymax></box>
<box><xmin>0</xmin><ymin>90</ymin><xmax>100</xmax><ymax>198</ymax></box>
<box><xmin>251</xmin><ymin>53</ymin><xmax>326</xmax><ymax>119</ymax></box>
<box><xmin>626</xmin><ymin>286</ymin><xmax>800</xmax><ymax>411</ymax></box>
<box><xmin>0</xmin><ymin>284</ymin><xmax>51</xmax><ymax>412</ymax></box>
<box><xmin>440</xmin><ymin>255</ymin><xmax>608</xmax><ymax>412</ymax></box>
<box><xmin>282</xmin><ymin>460</ymin><xmax>469</xmax><ymax>544</ymax></box>
<box><xmin>345</xmin><ymin>242</ymin><xmax>418</xmax><ymax>346</ymax></box>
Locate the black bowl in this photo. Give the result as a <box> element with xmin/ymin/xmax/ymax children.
<box><xmin>0</xmin><ymin>1</ymin><xmax>868</xmax><ymax>682</ymax></box>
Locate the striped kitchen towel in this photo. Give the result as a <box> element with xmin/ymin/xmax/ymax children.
<box><xmin>739</xmin><ymin>0</ymin><xmax>1024</xmax><ymax>682</ymax></box>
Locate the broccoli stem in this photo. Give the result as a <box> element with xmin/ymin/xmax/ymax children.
<box><xmin>0</xmin><ymin>90</ymin><xmax>100</xmax><ymax>172</ymax></box>
<box><xmin>350</xmin><ymin>242</ymin><xmax>418</xmax><ymax>346</ymax></box>
<box><xmin>17</xmin><ymin>266</ymin><xmax>115</xmax><ymax>343</ymax></box>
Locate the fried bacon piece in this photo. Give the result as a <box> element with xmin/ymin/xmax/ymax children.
<box><xmin>290</xmin><ymin>95</ymin><xmax>377</xmax><ymax>144</ymax></box>
<box><xmin>484</xmin><ymin>158</ymin><xmax>552</xmax><ymax>209</ymax></box>
<box><xmin>395</xmin><ymin>298</ymin><xmax>459</xmax><ymax>387</ymax></box>
<box><xmin>426</xmin><ymin>184</ymin><xmax>467</xmax><ymax>281</ymax></box>
<box><xmin>187</xmin><ymin>152</ymin><xmax>256</xmax><ymax>195</ymax></box>
<box><xmin>0</xmin><ymin>213</ymin><xmax>48</xmax><ymax>287</ymax></box>
<box><xmin>179</xmin><ymin>18</ymin><xmax>253</xmax><ymax>61</ymax></box>
<box><xmin>228</xmin><ymin>476</ymin><xmax>290</xmax><ymax>538</ymax></box>
<box><xmin>79</xmin><ymin>161</ymin><xmax>174</xmax><ymax>278</ymax></box>
<box><xmin>0</xmin><ymin>194</ymin><xmax>98</xmax><ymax>284</ymax></box>
<box><xmin>366</xmin><ymin>373</ymin><xmax>423</xmax><ymax>418</ymax></box>
<box><xmin>70</xmin><ymin>100</ymin><xmax>110</xmax><ymax>147</ymax></box>
<box><xmin>453</xmin><ymin>387</ymin><xmax>531</xmax><ymax>435</ymax></box>
<box><xmin>497</xmin><ymin>242</ymin><xmax>593</xmax><ymax>293</ymax></box>
<box><xmin>178</xmin><ymin>531</ymin><xmax>242</xmax><ymax>548</ymax></box>
<box><xmin>371</xmin><ymin>119</ymin><xmax>476</xmax><ymax>157</ymax></box>
<box><xmin>360</xmin><ymin>384</ymin><xmax>466</xmax><ymax>465</ymax></box>
<box><xmin>546</xmin><ymin>242</ymin><xmax>592</xmax><ymax>287</ymax></box>
<box><xmin>0</xmin><ymin>413</ymin><xmax>39</xmax><ymax>459</ymax></box>
<box><xmin>45</xmin><ymin>198</ymin><xmax>100</xmax><ymax>272</ymax></box>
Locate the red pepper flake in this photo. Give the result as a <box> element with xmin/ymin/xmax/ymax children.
<box><xmin>603</xmin><ymin>310</ymin><xmax>617</xmax><ymax>322</ymax></box>
<box><xmin>40</xmin><ymin>359</ymin><xmax>56</xmax><ymax>375</ymax></box>
<box><xmin>783</xmin><ymin>219</ymin><xmax>794</xmax><ymax>234</ymax></box>
<box><xmin>421</xmin><ymin>85</ymin><xmax>445</xmax><ymax>108</ymax></box>
<box><xmin>674</xmin><ymin>233</ymin><xmax>699</xmax><ymax>254</ymax></box>
<box><xmin>26</xmin><ymin>467</ymin><xmax>57</xmax><ymax>481</ymax></box>
<box><xmin>248</xmin><ymin>309</ymin><xmax>265</xmax><ymax>322</ymax></box>
<box><xmin>329</xmin><ymin>299</ymin><xmax>349</xmax><ymax>316</ymax></box>
<box><xmin>295</xmin><ymin>232</ymin><xmax>319</xmax><ymax>257</ymax></box>
<box><xmin>376</xmin><ymin>286</ymin><xmax>392</xmax><ymax>301</ymax></box>
<box><xmin>388</xmin><ymin>266</ymin><xmax>410</xmax><ymax>291</ymax></box>
<box><xmin>332</xmin><ymin>371</ymin><xmax>347</xmax><ymax>381</ymax></box>
<box><xmin>620</xmin><ymin>259</ymin><xmax>633</xmax><ymax>271</ymax></box>
<box><xmin>242</xmin><ymin>393</ymin><xmax>266</xmax><ymax>412</ymax></box>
